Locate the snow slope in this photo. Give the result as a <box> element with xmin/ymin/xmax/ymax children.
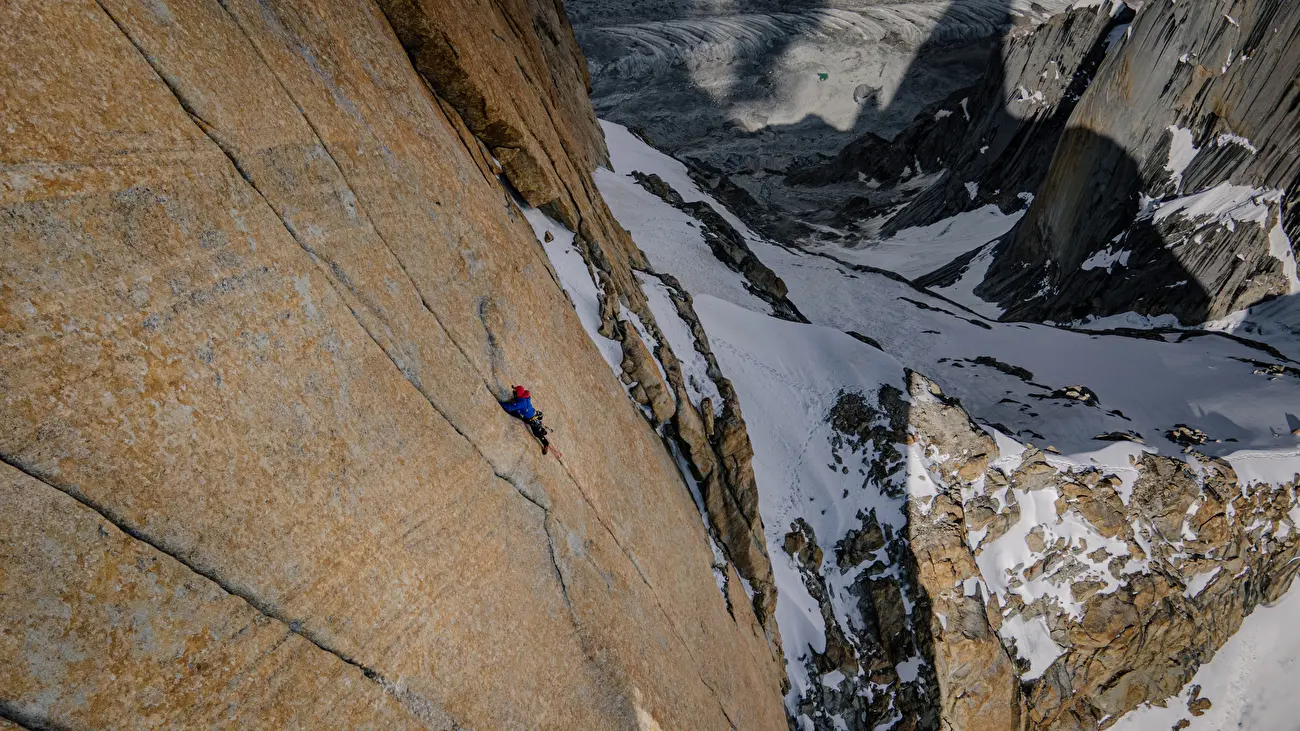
<box><xmin>601</xmin><ymin>121</ymin><xmax>1300</xmax><ymax>482</ymax></box>
<box><xmin>801</xmin><ymin>204</ymin><xmax>1024</xmax><ymax>281</ymax></box>
<box><xmin>1077</xmin><ymin>293</ymin><xmax>1300</xmax><ymax>364</ymax></box>
<box><xmin>696</xmin><ymin>296</ymin><xmax>912</xmax><ymax>706</ymax></box>
<box><xmin>543</xmin><ymin>120</ymin><xmax>1300</xmax><ymax>725</ymax></box>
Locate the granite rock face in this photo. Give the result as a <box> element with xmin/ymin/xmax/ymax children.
<box><xmin>0</xmin><ymin>465</ymin><xmax>433</xmax><ymax>730</ymax></box>
<box><xmin>373</xmin><ymin>1</ymin><xmax>787</xmax><ymax>637</ymax></box>
<box><xmin>0</xmin><ymin>1</ymin><xmax>787</xmax><ymax>728</ymax></box>
<box><xmin>903</xmin><ymin>381</ymin><xmax>1298</xmax><ymax>731</ymax></box>
<box><xmin>375</xmin><ymin>0</ymin><xmax>648</xmax><ymax>301</ymax></box>
<box><xmin>983</xmin><ymin>0</ymin><xmax>1300</xmax><ymax>324</ymax></box>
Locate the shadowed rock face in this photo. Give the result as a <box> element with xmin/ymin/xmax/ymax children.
<box><xmin>784</xmin><ymin>2</ymin><xmax>1128</xmax><ymax>241</ymax></box>
<box><xmin>375</xmin><ymin>0</ymin><xmax>652</xmax><ymax>305</ymax></box>
<box><xmin>0</xmin><ymin>1</ymin><xmax>787</xmax><ymax>728</ymax></box>
<box><xmin>984</xmin><ymin>0</ymin><xmax>1300</xmax><ymax>324</ymax></box>
<box><xmin>770</xmin><ymin>0</ymin><xmax>1298</xmax><ymax>326</ymax></box>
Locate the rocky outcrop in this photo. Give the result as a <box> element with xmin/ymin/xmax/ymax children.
<box><xmin>907</xmin><ymin>384</ymin><xmax>1299</xmax><ymax>731</ymax></box>
<box><xmin>631</xmin><ymin>171</ymin><xmax>807</xmax><ymax>322</ymax></box>
<box><xmin>786</xmin><ymin>383</ymin><xmax>944</xmax><ymax>731</ymax></box>
<box><xmin>630</xmin><ymin>269</ymin><xmax>785</xmax><ymax>652</ymax></box>
<box><xmin>0</xmin><ymin>0</ymin><xmax>787</xmax><ymax>728</ymax></box>
<box><xmin>618</xmin><ymin>320</ymin><xmax>677</xmax><ymax>424</ymax></box>
<box><xmin>791</xmin><ymin>365</ymin><xmax>1299</xmax><ymax>731</ymax></box>
<box><xmin>982</xmin><ymin>0</ymin><xmax>1300</xmax><ymax>324</ymax></box>
<box><xmin>1017</xmin><ymin>455</ymin><xmax>1300</xmax><ymax>730</ymax></box>
<box><xmin>784</xmin><ymin>373</ymin><xmax>1022</xmax><ymax>731</ymax></box>
<box><xmin>903</xmin><ymin>373</ymin><xmax>1024</xmax><ymax>731</ymax></box>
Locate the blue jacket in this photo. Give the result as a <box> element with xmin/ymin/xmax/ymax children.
<box><xmin>502</xmin><ymin>395</ymin><xmax>537</xmax><ymax>420</ymax></box>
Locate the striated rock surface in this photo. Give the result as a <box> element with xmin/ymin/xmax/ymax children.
<box><xmin>982</xmin><ymin>0</ymin><xmax>1300</xmax><ymax>323</ymax></box>
<box><xmin>1</xmin><ymin>464</ymin><xmax>432</xmax><ymax>729</ymax></box>
<box><xmin>0</xmin><ymin>0</ymin><xmax>787</xmax><ymax>728</ymax></box>
<box><xmin>886</xmin><ymin>4</ymin><xmax>1129</xmax><ymax>237</ymax></box>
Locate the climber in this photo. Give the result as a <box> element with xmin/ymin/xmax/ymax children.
<box><xmin>501</xmin><ymin>385</ymin><xmax>552</xmax><ymax>455</ymax></box>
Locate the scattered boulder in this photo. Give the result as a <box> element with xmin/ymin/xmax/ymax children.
<box><xmin>1166</xmin><ymin>424</ymin><xmax>1211</xmax><ymax>447</ymax></box>
<box><xmin>1050</xmin><ymin>385</ymin><xmax>1100</xmax><ymax>405</ymax></box>
<box><xmin>836</xmin><ymin>511</ymin><xmax>887</xmax><ymax>570</ymax></box>
<box><xmin>1093</xmin><ymin>430</ymin><xmax>1145</xmax><ymax>444</ymax></box>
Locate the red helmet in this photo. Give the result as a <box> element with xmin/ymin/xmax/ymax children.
<box><xmin>514</xmin><ymin>385</ymin><xmax>530</xmax><ymax>399</ymax></box>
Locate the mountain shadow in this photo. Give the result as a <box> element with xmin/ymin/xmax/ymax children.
<box><xmin>977</xmin><ymin>127</ymin><xmax>1214</xmax><ymax>324</ymax></box>
<box><xmin>574</xmin><ymin>0</ymin><xmax>1022</xmax><ymax>189</ymax></box>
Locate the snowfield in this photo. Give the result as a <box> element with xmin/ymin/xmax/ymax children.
<box><xmin>536</xmin><ymin>120</ymin><xmax>1300</xmax><ymax>725</ymax></box>
<box><xmin>800</xmin><ymin>204</ymin><xmax>1024</xmax><ymax>281</ymax></box>
<box><xmin>599</xmin><ymin>122</ymin><xmax>1300</xmax><ymax>477</ymax></box>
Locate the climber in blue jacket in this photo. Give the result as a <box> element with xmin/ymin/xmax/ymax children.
<box><xmin>501</xmin><ymin>385</ymin><xmax>551</xmax><ymax>454</ymax></box>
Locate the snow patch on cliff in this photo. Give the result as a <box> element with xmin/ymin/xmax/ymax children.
<box><xmin>1165</xmin><ymin>125</ymin><xmax>1198</xmax><ymax>191</ymax></box>
<box><xmin>636</xmin><ymin>271</ymin><xmax>724</xmax><ymax>412</ymax></box>
<box><xmin>999</xmin><ymin>614</ymin><xmax>1064</xmax><ymax>680</ymax></box>
<box><xmin>1081</xmin><ymin>245</ymin><xmax>1131</xmax><ymax>272</ymax></box>
<box><xmin>525</xmin><ymin>207</ymin><xmax>624</xmax><ymax>373</ymax></box>
<box><xmin>1151</xmin><ymin>182</ymin><xmax>1282</xmax><ymax>230</ymax></box>
<box><xmin>1268</xmin><ymin>221</ymin><xmax>1300</xmax><ymax>294</ymax></box>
